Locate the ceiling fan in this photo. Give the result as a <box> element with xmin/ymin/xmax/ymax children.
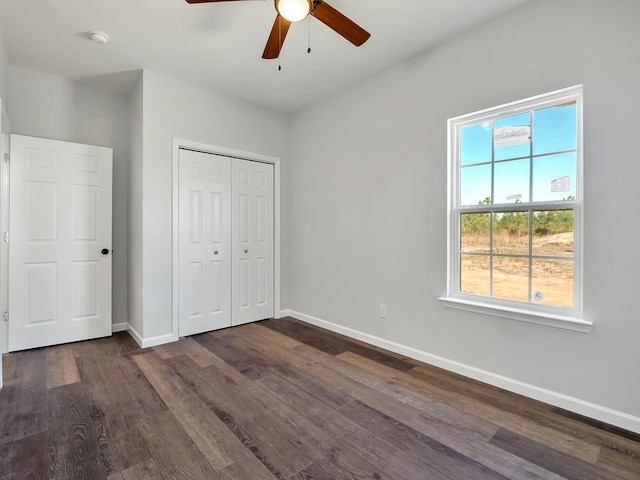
<box><xmin>185</xmin><ymin>0</ymin><xmax>371</xmax><ymax>59</ymax></box>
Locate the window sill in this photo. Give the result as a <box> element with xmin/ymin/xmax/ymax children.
<box><xmin>438</xmin><ymin>297</ymin><xmax>592</xmax><ymax>333</ymax></box>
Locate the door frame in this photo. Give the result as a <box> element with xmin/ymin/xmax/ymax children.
<box><xmin>171</xmin><ymin>138</ymin><xmax>281</xmax><ymax>340</ymax></box>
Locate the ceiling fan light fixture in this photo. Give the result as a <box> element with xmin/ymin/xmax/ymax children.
<box><xmin>276</xmin><ymin>0</ymin><xmax>310</xmax><ymax>23</ymax></box>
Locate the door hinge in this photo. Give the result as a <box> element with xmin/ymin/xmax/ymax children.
<box><xmin>3</xmin><ymin>153</ymin><xmax>8</xmax><ymax>163</ymax></box>
<box><xmin>2</xmin><ymin>312</ymin><xmax>8</xmax><ymax>322</ymax></box>
<box><xmin>2</xmin><ymin>232</ymin><xmax>8</xmax><ymax>243</ymax></box>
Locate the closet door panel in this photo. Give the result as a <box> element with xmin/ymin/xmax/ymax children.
<box><xmin>178</xmin><ymin>149</ymin><xmax>232</xmax><ymax>336</ymax></box>
<box><xmin>232</xmin><ymin>159</ymin><xmax>274</xmax><ymax>325</ymax></box>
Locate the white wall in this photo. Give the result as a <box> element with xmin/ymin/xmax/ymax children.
<box><xmin>8</xmin><ymin>66</ymin><xmax>129</xmax><ymax>329</ymax></box>
<box><xmin>135</xmin><ymin>70</ymin><xmax>287</xmax><ymax>340</ymax></box>
<box><xmin>286</xmin><ymin>0</ymin><xmax>640</xmax><ymax>429</ymax></box>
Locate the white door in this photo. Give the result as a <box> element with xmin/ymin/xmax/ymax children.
<box><xmin>232</xmin><ymin>159</ymin><xmax>274</xmax><ymax>326</ymax></box>
<box><xmin>8</xmin><ymin>134</ymin><xmax>113</xmax><ymax>351</ymax></box>
<box><xmin>178</xmin><ymin>149</ymin><xmax>232</xmax><ymax>336</ymax></box>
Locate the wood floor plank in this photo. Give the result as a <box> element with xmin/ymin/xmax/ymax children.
<box><xmin>338</xmin><ymin>399</ymin><xmax>510</xmax><ymax>480</ymax></box>
<box><xmin>204</xmin><ymin>330</ymin><xmax>351</xmax><ymax>409</ymax></box>
<box><xmin>47</xmin><ymin>382</ymin><xmax>106</xmax><ymax>479</ymax></box>
<box><xmin>252</xmin><ymin>332</ymin><xmax>423</xmax><ymax>423</ymax></box>
<box><xmin>194</xmin><ymin>333</ymin><xmax>271</xmax><ymax>380</ymax></box>
<box><xmin>134</xmin><ymin>352</ymin><xmax>250</xmax><ymax>471</ymax></box>
<box><xmin>408</xmin><ymin>356</ymin><xmax>640</xmax><ymax>458</ymax></box>
<box><xmin>288</xmin><ymin>462</ymin><xmax>335</xmax><ymax>480</ymax></box>
<box><xmin>240</xmin><ymin>322</ymin><xmax>304</xmax><ymax>349</ymax></box>
<box><xmin>76</xmin><ymin>342</ymin><xmax>165</xmax><ymax>473</ymax></box>
<box><xmin>490</xmin><ymin>428</ymin><xmax>622</xmax><ymax>480</ymax></box>
<box><xmin>46</xmin><ymin>344</ymin><xmax>81</xmax><ymax>389</ymax></box>
<box><xmin>168</xmin><ymin>354</ymin><xmax>317</xmax><ymax>479</ymax></box>
<box><xmin>407</xmin><ymin>412</ymin><xmax>564</xmax><ymax>480</ymax></box>
<box><xmin>214</xmin><ymin>325</ymin><xmax>317</xmax><ymax>370</ymax></box>
<box><xmin>0</xmin><ymin>349</ymin><xmax>48</xmax><ymax>445</ymax></box>
<box><xmin>0</xmin><ymin>431</ymin><xmax>50</xmax><ymax>480</ymax></box>
<box><xmin>335</xmin><ymin>350</ymin><xmax>602</xmax><ymax>465</ymax></box>
<box><xmin>597</xmin><ymin>446</ymin><xmax>640</xmax><ymax>480</ymax></box>
<box><xmin>138</xmin><ymin>410</ymin><xmax>221</xmax><ymax>480</ymax></box>
<box><xmin>153</xmin><ymin>337</ymin><xmax>221</xmax><ymax>367</ymax></box>
<box><xmin>261</xmin><ymin>318</ymin><xmax>420</xmax><ymax>373</ymax></box>
<box><xmin>108</xmin><ymin>458</ymin><xmax>167</xmax><ymax>480</ymax></box>
<box><xmin>1</xmin><ymin>353</ymin><xmax>18</xmax><ymax>385</ymax></box>
<box><xmin>258</xmin><ymin>371</ymin><xmax>451</xmax><ymax>480</ymax></box>
<box><xmin>218</xmin><ymin>454</ymin><xmax>278</xmax><ymax>480</ymax></box>
<box><xmin>409</xmin><ymin>363</ymin><xmax>634</xmax><ymax>462</ymax></box>
<box><xmin>261</xmin><ymin>317</ymin><xmax>355</xmax><ymax>356</ymax></box>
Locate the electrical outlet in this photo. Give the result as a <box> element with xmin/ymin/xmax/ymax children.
<box><xmin>378</xmin><ymin>304</ymin><xmax>387</xmax><ymax>319</ymax></box>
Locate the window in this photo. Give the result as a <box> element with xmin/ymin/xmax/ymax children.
<box><xmin>440</xmin><ymin>86</ymin><xmax>590</xmax><ymax>332</ymax></box>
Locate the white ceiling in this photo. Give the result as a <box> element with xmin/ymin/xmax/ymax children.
<box><xmin>0</xmin><ymin>0</ymin><xmax>530</xmax><ymax>113</ymax></box>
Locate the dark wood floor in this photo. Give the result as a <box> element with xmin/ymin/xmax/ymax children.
<box><xmin>1</xmin><ymin>317</ymin><xmax>639</xmax><ymax>480</ymax></box>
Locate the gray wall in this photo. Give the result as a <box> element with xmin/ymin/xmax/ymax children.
<box><xmin>0</xmin><ymin>22</ymin><xmax>8</xmax><ymax>104</ymax></box>
<box><xmin>8</xmin><ymin>66</ymin><xmax>130</xmax><ymax>328</ymax></box>
<box><xmin>127</xmin><ymin>72</ymin><xmax>144</xmax><ymax>336</ymax></box>
<box><xmin>286</xmin><ymin>0</ymin><xmax>640</xmax><ymax>423</ymax></box>
<box><xmin>134</xmin><ymin>70</ymin><xmax>287</xmax><ymax>340</ymax></box>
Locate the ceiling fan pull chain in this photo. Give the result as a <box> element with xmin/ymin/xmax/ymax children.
<box><xmin>307</xmin><ymin>14</ymin><xmax>311</xmax><ymax>54</ymax></box>
<box><xmin>278</xmin><ymin>16</ymin><xmax>283</xmax><ymax>71</ymax></box>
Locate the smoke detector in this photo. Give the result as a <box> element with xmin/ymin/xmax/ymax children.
<box><xmin>89</xmin><ymin>31</ymin><xmax>110</xmax><ymax>44</ymax></box>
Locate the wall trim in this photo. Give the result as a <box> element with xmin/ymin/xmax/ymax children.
<box><xmin>126</xmin><ymin>323</ymin><xmax>175</xmax><ymax>349</ymax></box>
<box><xmin>111</xmin><ymin>322</ymin><xmax>128</xmax><ymax>333</ymax></box>
<box><xmin>282</xmin><ymin>309</ymin><xmax>640</xmax><ymax>435</ymax></box>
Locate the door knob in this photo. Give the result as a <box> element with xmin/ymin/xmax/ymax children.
<box><xmin>214</xmin><ymin>250</ymin><xmax>219</xmax><ymax>255</ymax></box>
<box><xmin>244</xmin><ymin>249</ymin><xmax>248</xmax><ymax>254</ymax></box>
<box><xmin>101</xmin><ymin>248</ymin><xmax>110</xmax><ymax>255</ymax></box>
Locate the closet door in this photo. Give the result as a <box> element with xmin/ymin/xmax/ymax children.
<box><xmin>232</xmin><ymin>159</ymin><xmax>274</xmax><ymax>325</ymax></box>
<box><xmin>178</xmin><ymin>149</ymin><xmax>232</xmax><ymax>336</ymax></box>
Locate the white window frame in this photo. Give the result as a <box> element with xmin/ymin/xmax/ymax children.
<box><xmin>439</xmin><ymin>85</ymin><xmax>591</xmax><ymax>332</ymax></box>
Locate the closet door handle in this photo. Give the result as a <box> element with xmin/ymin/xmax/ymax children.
<box><xmin>244</xmin><ymin>249</ymin><xmax>248</xmax><ymax>254</ymax></box>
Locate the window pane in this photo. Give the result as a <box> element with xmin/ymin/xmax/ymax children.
<box><xmin>461</xmin><ymin>254</ymin><xmax>490</xmax><ymax>296</ymax></box>
<box><xmin>494</xmin><ymin>112</ymin><xmax>531</xmax><ymax>161</ymax></box>
<box><xmin>460</xmin><ymin>122</ymin><xmax>492</xmax><ymax>166</ymax></box>
<box><xmin>493</xmin><ymin>257</ymin><xmax>529</xmax><ymax>302</ymax></box>
<box><xmin>494</xmin><ymin>212</ymin><xmax>529</xmax><ymax>254</ymax></box>
<box><xmin>533</xmin><ymin>102</ymin><xmax>577</xmax><ymax>155</ymax></box>
<box><xmin>532</xmin><ymin>210</ymin><xmax>574</xmax><ymax>256</ymax></box>
<box><xmin>494</xmin><ymin>159</ymin><xmax>530</xmax><ymax>204</ymax></box>
<box><xmin>460</xmin><ymin>164</ymin><xmax>491</xmax><ymax>206</ymax></box>
<box><xmin>461</xmin><ymin>213</ymin><xmax>490</xmax><ymax>253</ymax></box>
<box><xmin>532</xmin><ymin>153</ymin><xmax>577</xmax><ymax>202</ymax></box>
<box><xmin>532</xmin><ymin>259</ymin><xmax>573</xmax><ymax>308</ymax></box>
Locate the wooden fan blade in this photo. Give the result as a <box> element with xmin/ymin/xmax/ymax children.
<box><xmin>311</xmin><ymin>1</ymin><xmax>370</xmax><ymax>46</ymax></box>
<box><xmin>262</xmin><ymin>15</ymin><xmax>292</xmax><ymax>59</ymax></box>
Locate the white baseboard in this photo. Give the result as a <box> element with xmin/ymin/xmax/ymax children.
<box><xmin>111</xmin><ymin>322</ymin><xmax>128</xmax><ymax>333</ymax></box>
<box><xmin>281</xmin><ymin>309</ymin><xmax>640</xmax><ymax>435</ymax></box>
<box><xmin>125</xmin><ymin>323</ymin><xmax>176</xmax><ymax>349</ymax></box>
<box><xmin>126</xmin><ymin>324</ymin><xmax>144</xmax><ymax>347</ymax></box>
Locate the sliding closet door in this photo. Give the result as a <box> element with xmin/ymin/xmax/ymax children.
<box><xmin>178</xmin><ymin>149</ymin><xmax>232</xmax><ymax>336</ymax></box>
<box><xmin>232</xmin><ymin>159</ymin><xmax>274</xmax><ymax>326</ymax></box>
